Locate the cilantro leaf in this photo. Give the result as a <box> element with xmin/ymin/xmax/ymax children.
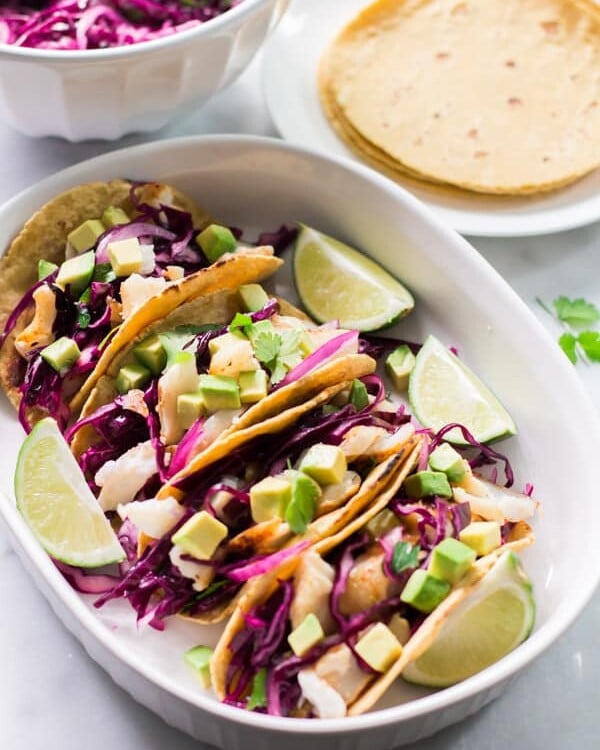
<box><xmin>285</xmin><ymin>472</ymin><xmax>320</xmax><ymax>534</ymax></box>
<box><xmin>246</xmin><ymin>668</ymin><xmax>267</xmax><ymax>710</ymax></box>
<box><xmin>558</xmin><ymin>333</ymin><xmax>578</xmax><ymax>364</ymax></box>
<box><xmin>253</xmin><ymin>331</ymin><xmax>281</xmax><ymax>366</ymax></box>
<box><xmin>76</xmin><ymin>306</ymin><xmax>91</xmax><ymax>330</ymax></box>
<box><xmin>553</xmin><ymin>296</ymin><xmax>600</xmax><ymax>328</ymax></box>
<box><xmin>269</xmin><ymin>359</ymin><xmax>288</xmax><ymax>384</ymax></box>
<box><xmin>578</xmin><ymin>331</ymin><xmax>600</xmax><ymax>362</ymax></box>
<box><xmin>92</xmin><ymin>263</ymin><xmax>116</xmax><ymax>283</ymax></box>
<box><xmin>229</xmin><ymin>312</ymin><xmax>253</xmax><ymax>334</ymax></box>
<box><xmin>391</xmin><ymin>541</ymin><xmax>420</xmax><ymax>574</ymax></box>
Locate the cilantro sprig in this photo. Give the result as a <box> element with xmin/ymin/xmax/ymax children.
<box><xmin>391</xmin><ymin>541</ymin><xmax>420</xmax><ymax>574</ymax></box>
<box><xmin>254</xmin><ymin>329</ymin><xmax>303</xmax><ymax>384</ymax></box>
<box><xmin>537</xmin><ymin>296</ymin><xmax>600</xmax><ymax>365</ymax></box>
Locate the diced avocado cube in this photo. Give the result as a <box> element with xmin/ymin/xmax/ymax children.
<box><xmin>171</xmin><ymin>510</ymin><xmax>228</xmax><ymax>560</ymax></box>
<box><xmin>299</xmin><ymin>443</ymin><xmax>347</xmax><ymax>486</ymax></box>
<box><xmin>287</xmin><ymin>613</ymin><xmax>325</xmax><ymax>657</ymax></box>
<box><xmin>400</xmin><ymin>569</ymin><xmax>451</xmax><ymax>613</ymax></box>
<box><xmin>428</xmin><ymin>537</ymin><xmax>476</xmax><ymax>584</ymax></box>
<box><xmin>428</xmin><ymin>444</ymin><xmax>467</xmax><ymax>483</ymax></box>
<box><xmin>183</xmin><ymin>645</ymin><xmax>213</xmax><ymax>689</ymax></box>
<box><xmin>196</xmin><ymin>224</ymin><xmax>237</xmax><ymax>262</ymax></box>
<box><xmin>67</xmin><ymin>219</ymin><xmax>105</xmax><ymax>253</ymax></box>
<box><xmin>385</xmin><ymin>345</ymin><xmax>416</xmax><ymax>392</ymax></box>
<box><xmin>349</xmin><ymin>379</ymin><xmax>369</xmax><ymax>410</ymax></box>
<box><xmin>38</xmin><ymin>259</ymin><xmax>58</xmax><ymax>281</ymax></box>
<box><xmin>459</xmin><ymin>521</ymin><xmax>502</xmax><ymax>556</ymax></box>
<box><xmin>239</xmin><ymin>283</ymin><xmax>269</xmax><ymax>313</ymax></box>
<box><xmin>102</xmin><ymin>206</ymin><xmax>130</xmax><ymax>228</ymax></box>
<box><xmin>250</xmin><ymin>476</ymin><xmax>292</xmax><ymax>523</ymax></box>
<box><xmin>246</xmin><ymin>319</ymin><xmax>275</xmax><ymax>346</ymax></box>
<box><xmin>239</xmin><ymin>369</ymin><xmax>268</xmax><ymax>404</ymax></box>
<box><xmin>116</xmin><ymin>363</ymin><xmax>152</xmax><ymax>394</ymax></box>
<box><xmin>40</xmin><ymin>336</ymin><xmax>80</xmax><ymax>375</ymax></box>
<box><xmin>404</xmin><ymin>470</ymin><xmax>453</xmax><ymax>499</ymax></box>
<box><xmin>387</xmin><ymin>614</ymin><xmax>411</xmax><ymax>646</ymax></box>
<box><xmin>108</xmin><ymin>237</ymin><xmax>143</xmax><ymax>276</ymax></box>
<box><xmin>177</xmin><ymin>392</ymin><xmax>206</xmax><ymax>430</ymax></box>
<box><xmin>365</xmin><ymin>508</ymin><xmax>400</xmax><ymax>540</ymax></box>
<box><xmin>133</xmin><ymin>335</ymin><xmax>167</xmax><ymax>376</ymax></box>
<box><xmin>355</xmin><ymin>623</ymin><xmax>403</xmax><ymax>672</ymax></box>
<box><xmin>56</xmin><ymin>250</ymin><xmax>95</xmax><ymax>296</ymax></box>
<box><xmin>198</xmin><ymin>374</ymin><xmax>241</xmax><ymax>412</ymax></box>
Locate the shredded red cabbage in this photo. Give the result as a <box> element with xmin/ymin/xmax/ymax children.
<box><xmin>0</xmin><ymin>0</ymin><xmax>240</xmax><ymax>50</ymax></box>
<box><xmin>275</xmin><ymin>330</ymin><xmax>359</xmax><ymax>389</ymax></box>
<box><xmin>428</xmin><ymin>423</ymin><xmax>515</xmax><ymax>487</ymax></box>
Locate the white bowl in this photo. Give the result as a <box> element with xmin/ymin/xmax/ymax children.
<box><xmin>0</xmin><ymin>0</ymin><xmax>287</xmax><ymax>141</ymax></box>
<box><xmin>0</xmin><ymin>135</ymin><xmax>599</xmax><ymax>749</ymax></box>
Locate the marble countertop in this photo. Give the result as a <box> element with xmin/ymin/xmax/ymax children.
<box><xmin>1</xmin><ymin>53</ymin><xmax>599</xmax><ymax>750</ymax></box>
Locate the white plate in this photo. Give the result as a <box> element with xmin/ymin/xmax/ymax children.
<box><xmin>1</xmin><ymin>135</ymin><xmax>600</xmax><ymax>749</ymax></box>
<box><xmin>262</xmin><ymin>0</ymin><xmax>600</xmax><ymax>237</ymax></box>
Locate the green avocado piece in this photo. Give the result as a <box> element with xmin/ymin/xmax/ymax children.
<box><xmin>108</xmin><ymin>237</ymin><xmax>142</xmax><ymax>276</ymax></box>
<box><xmin>428</xmin><ymin>537</ymin><xmax>476</xmax><ymax>584</ymax></box>
<box><xmin>56</xmin><ymin>250</ymin><xmax>95</xmax><ymax>297</ymax></box>
<box><xmin>239</xmin><ymin>284</ymin><xmax>269</xmax><ymax>313</ymax></box>
<box><xmin>198</xmin><ymin>374</ymin><xmax>241</xmax><ymax>412</ymax></box>
<box><xmin>250</xmin><ymin>476</ymin><xmax>292</xmax><ymax>523</ymax></box>
<box><xmin>299</xmin><ymin>443</ymin><xmax>347</xmax><ymax>485</ymax></box>
<box><xmin>287</xmin><ymin>613</ymin><xmax>325</xmax><ymax>657</ymax></box>
<box><xmin>102</xmin><ymin>206</ymin><xmax>130</xmax><ymax>228</ymax></box>
<box><xmin>400</xmin><ymin>569</ymin><xmax>451</xmax><ymax>613</ymax></box>
<box><xmin>354</xmin><ymin>622</ymin><xmax>403</xmax><ymax>672</ymax></box>
<box><xmin>133</xmin><ymin>335</ymin><xmax>167</xmax><ymax>376</ymax></box>
<box><xmin>459</xmin><ymin>521</ymin><xmax>502</xmax><ymax>556</ymax></box>
<box><xmin>404</xmin><ymin>470</ymin><xmax>453</xmax><ymax>499</ymax></box>
<box><xmin>428</xmin><ymin>443</ymin><xmax>467</xmax><ymax>483</ymax></box>
<box><xmin>40</xmin><ymin>336</ymin><xmax>80</xmax><ymax>375</ymax></box>
<box><xmin>365</xmin><ymin>508</ymin><xmax>401</xmax><ymax>540</ymax></box>
<box><xmin>38</xmin><ymin>259</ymin><xmax>58</xmax><ymax>281</ymax></box>
<box><xmin>385</xmin><ymin>345</ymin><xmax>416</xmax><ymax>392</ymax></box>
<box><xmin>177</xmin><ymin>391</ymin><xmax>206</xmax><ymax>430</ymax></box>
<box><xmin>349</xmin><ymin>378</ymin><xmax>369</xmax><ymax>410</ymax></box>
<box><xmin>116</xmin><ymin>363</ymin><xmax>151</xmax><ymax>394</ymax></box>
<box><xmin>172</xmin><ymin>510</ymin><xmax>228</xmax><ymax>560</ymax></box>
<box><xmin>239</xmin><ymin>369</ymin><xmax>268</xmax><ymax>404</ymax></box>
<box><xmin>183</xmin><ymin>645</ymin><xmax>213</xmax><ymax>689</ymax></box>
<box><xmin>67</xmin><ymin>219</ymin><xmax>105</xmax><ymax>253</ymax></box>
<box><xmin>196</xmin><ymin>224</ymin><xmax>237</xmax><ymax>262</ymax></box>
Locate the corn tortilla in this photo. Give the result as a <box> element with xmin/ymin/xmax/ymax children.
<box><xmin>320</xmin><ymin>0</ymin><xmax>600</xmax><ymax>195</ymax></box>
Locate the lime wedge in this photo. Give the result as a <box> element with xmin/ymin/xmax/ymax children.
<box><xmin>293</xmin><ymin>225</ymin><xmax>414</xmax><ymax>331</ymax></box>
<box><xmin>403</xmin><ymin>551</ymin><xmax>534</xmax><ymax>688</ymax></box>
<box><xmin>409</xmin><ymin>335</ymin><xmax>517</xmax><ymax>444</ymax></box>
<box><xmin>14</xmin><ymin>418</ymin><xmax>124</xmax><ymax>568</ymax></box>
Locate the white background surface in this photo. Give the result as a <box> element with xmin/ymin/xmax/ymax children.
<box><xmin>0</xmin><ymin>52</ymin><xmax>599</xmax><ymax>750</ymax></box>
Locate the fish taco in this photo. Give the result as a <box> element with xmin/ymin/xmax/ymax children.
<box><xmin>209</xmin><ymin>428</ymin><xmax>537</xmax><ymax>717</ymax></box>
<box><xmin>92</xmin><ymin>366</ymin><xmax>421</xmax><ymax>626</ymax></box>
<box><xmin>0</xmin><ymin>179</ymin><xmax>284</xmax><ymax>430</ymax></box>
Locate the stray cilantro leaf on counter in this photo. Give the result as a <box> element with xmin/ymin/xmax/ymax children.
<box><xmin>553</xmin><ymin>297</ymin><xmax>600</xmax><ymax>328</ymax></box>
<box><xmin>537</xmin><ymin>295</ymin><xmax>600</xmax><ymax>366</ymax></box>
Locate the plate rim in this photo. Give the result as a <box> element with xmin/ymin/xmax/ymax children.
<box><xmin>1</xmin><ymin>133</ymin><xmax>599</xmax><ymax>736</ymax></box>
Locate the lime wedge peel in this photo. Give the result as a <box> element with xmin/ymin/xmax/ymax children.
<box><xmin>402</xmin><ymin>551</ymin><xmax>535</xmax><ymax>688</ymax></box>
<box><xmin>409</xmin><ymin>334</ymin><xmax>517</xmax><ymax>445</ymax></box>
<box><xmin>293</xmin><ymin>224</ymin><xmax>414</xmax><ymax>332</ymax></box>
<box><xmin>14</xmin><ymin>417</ymin><xmax>124</xmax><ymax>568</ymax></box>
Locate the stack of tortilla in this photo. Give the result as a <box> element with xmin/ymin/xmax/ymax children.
<box><xmin>319</xmin><ymin>0</ymin><xmax>600</xmax><ymax>195</ymax></box>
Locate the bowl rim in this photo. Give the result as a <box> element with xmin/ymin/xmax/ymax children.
<box><xmin>0</xmin><ymin>0</ymin><xmax>272</xmax><ymax>61</ymax></box>
<box><xmin>1</xmin><ymin>132</ymin><xmax>599</xmax><ymax>736</ymax></box>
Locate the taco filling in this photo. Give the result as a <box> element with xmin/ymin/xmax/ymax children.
<box><xmin>212</xmin><ymin>430</ymin><xmax>537</xmax><ymax>717</ymax></box>
<box><xmin>92</xmin><ymin>373</ymin><xmax>418</xmax><ymax>627</ymax></box>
